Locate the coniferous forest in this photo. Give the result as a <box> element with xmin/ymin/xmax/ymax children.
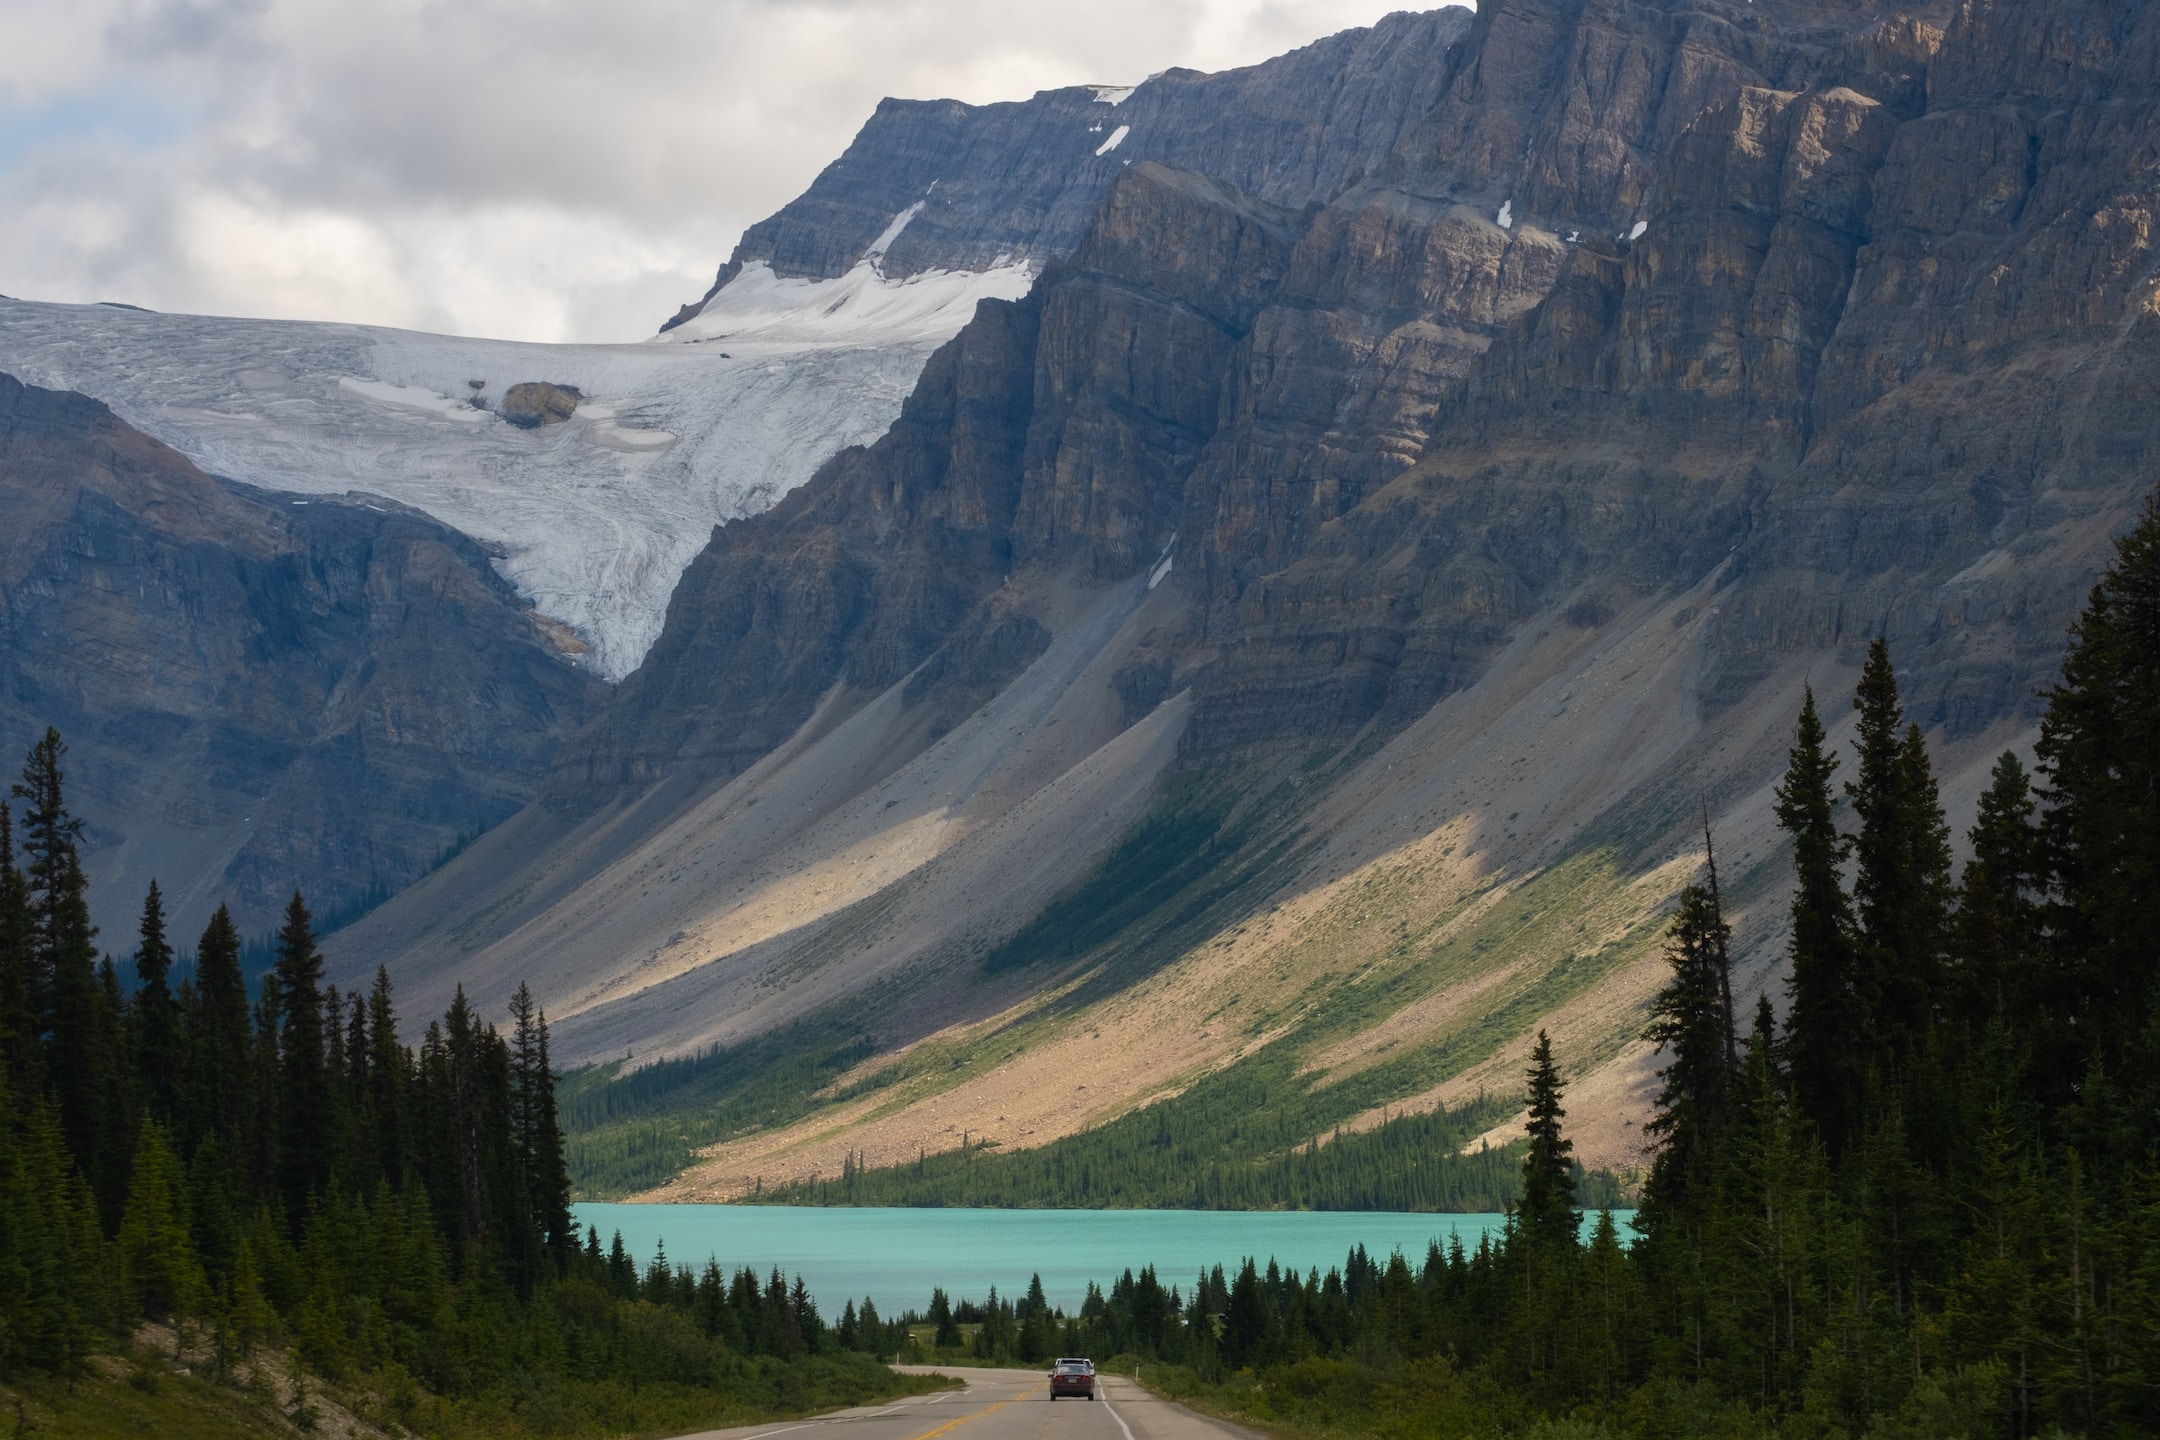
<box><xmin>872</xmin><ymin>497</ymin><xmax>2160</xmax><ymax>1439</ymax></box>
<box><xmin>0</xmin><ymin>753</ymin><xmax>943</xmax><ymax>1435</ymax></box>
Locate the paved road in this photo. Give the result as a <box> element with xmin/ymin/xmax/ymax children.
<box><xmin>673</xmin><ymin>1367</ymin><xmax>1257</xmax><ymax>1440</ymax></box>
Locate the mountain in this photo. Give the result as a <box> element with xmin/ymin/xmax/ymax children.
<box><xmin>0</xmin><ymin>372</ymin><xmax>605</xmax><ymax>938</ymax></box>
<box><xmin>660</xmin><ymin>8</ymin><xmax>1473</xmax><ymax>327</ymax></box>
<box><xmin>0</xmin><ymin>11</ymin><xmax>1474</xmax><ymax>947</ymax></box>
<box><xmin>330</xmin><ymin>0</ymin><xmax>2160</xmax><ymax>1198</ymax></box>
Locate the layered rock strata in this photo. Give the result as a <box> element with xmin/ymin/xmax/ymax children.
<box><xmin>660</xmin><ymin>7</ymin><xmax>1474</xmax><ymax>327</ymax></box>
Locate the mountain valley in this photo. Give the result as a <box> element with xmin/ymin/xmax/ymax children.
<box><xmin>5</xmin><ymin>0</ymin><xmax>2158</xmax><ymax>1204</ymax></box>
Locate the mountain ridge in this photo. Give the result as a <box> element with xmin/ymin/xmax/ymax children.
<box><xmin>339</xmin><ymin>0</ymin><xmax>2160</xmax><ymax>1194</ymax></box>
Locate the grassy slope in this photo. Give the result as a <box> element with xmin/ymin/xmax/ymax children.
<box><xmin>563</xmin><ymin>758</ymin><xmax>1676</xmax><ymax>1205</ymax></box>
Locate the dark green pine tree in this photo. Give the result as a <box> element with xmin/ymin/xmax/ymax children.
<box><xmin>2035</xmin><ymin>489</ymin><xmax>2160</xmax><ymax>1121</ymax></box>
<box><xmin>363</xmin><ymin>968</ymin><xmax>408</xmax><ymax>1191</ymax></box>
<box><xmin>508</xmin><ymin>982</ymin><xmax>572</xmax><ymax>1261</ymax></box>
<box><xmin>1642</xmin><ymin>878</ymin><xmax>1738</xmax><ymax>1218</ymax></box>
<box><xmin>340</xmin><ymin>986</ymin><xmax>371</xmax><ymax>1190</ymax></box>
<box><xmin>272</xmin><ymin>891</ymin><xmax>337</xmax><ymax>1215</ymax></box>
<box><xmin>0</xmin><ymin>802</ymin><xmax>37</xmax><ymax>1093</ymax></box>
<box><xmin>128</xmin><ymin>881</ymin><xmax>185</xmax><ymax>1133</ymax></box>
<box><xmin>14</xmin><ymin>729</ymin><xmax>126</xmax><ymax>1219</ymax></box>
<box><xmin>1947</xmin><ymin>753</ymin><xmax>2040</xmax><ymax>1032</ymax></box>
<box><xmin>1773</xmin><ymin>686</ymin><xmax>1862</xmax><ymax>1155</ymax></box>
<box><xmin>248</xmin><ymin>967</ymin><xmax>282</xmax><ymax>1201</ymax></box>
<box><xmin>1517</xmin><ymin>1030</ymin><xmax>1577</xmax><ymax>1248</ymax></box>
<box><xmin>184</xmin><ymin>905</ymin><xmax>254</xmax><ymax>1157</ymax></box>
<box><xmin>1846</xmin><ymin>641</ymin><xmax>1954</xmax><ymax>1069</ymax></box>
<box><xmin>442</xmin><ymin>989</ymin><xmax>490</xmax><ymax>1250</ymax></box>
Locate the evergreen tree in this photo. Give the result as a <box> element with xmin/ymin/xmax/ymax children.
<box><xmin>1846</xmin><ymin>641</ymin><xmax>1954</xmax><ymax>1067</ymax></box>
<box><xmin>1948</xmin><ymin>753</ymin><xmax>2039</xmax><ymax>1032</ymax></box>
<box><xmin>184</xmin><ymin>904</ymin><xmax>253</xmax><ymax>1158</ymax></box>
<box><xmin>272</xmin><ymin>891</ymin><xmax>337</xmax><ymax>1216</ymax></box>
<box><xmin>129</xmin><ymin>880</ymin><xmax>185</xmax><ymax>1132</ymax></box>
<box><xmin>1773</xmin><ymin>686</ymin><xmax>1862</xmax><ymax>1155</ymax></box>
<box><xmin>930</xmin><ymin>1286</ymin><xmax>958</xmax><ymax>1347</ymax></box>
<box><xmin>509</xmin><ymin>982</ymin><xmax>571</xmax><ymax>1260</ymax></box>
<box><xmin>363</xmin><ymin>968</ymin><xmax>407</xmax><ymax>1191</ymax></box>
<box><xmin>2035</xmin><ymin>489</ymin><xmax>2160</xmax><ymax>1112</ymax></box>
<box><xmin>14</xmin><ymin>729</ymin><xmax>122</xmax><ymax>1211</ymax></box>
<box><xmin>1517</xmin><ymin>1031</ymin><xmax>1577</xmax><ymax>1248</ymax></box>
<box><xmin>117</xmin><ymin>1118</ymin><xmax>204</xmax><ymax>1321</ymax></box>
<box><xmin>1643</xmin><ymin>879</ymin><xmax>1738</xmax><ymax>1218</ymax></box>
<box><xmin>0</xmin><ymin>802</ymin><xmax>36</xmax><ymax>1093</ymax></box>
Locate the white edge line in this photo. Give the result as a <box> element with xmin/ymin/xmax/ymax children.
<box><xmin>1101</xmin><ymin>1393</ymin><xmax>1138</xmax><ymax>1440</ymax></box>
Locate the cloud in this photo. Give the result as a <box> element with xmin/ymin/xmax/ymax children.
<box><xmin>0</xmin><ymin>0</ymin><xmax>1446</xmax><ymax>342</ymax></box>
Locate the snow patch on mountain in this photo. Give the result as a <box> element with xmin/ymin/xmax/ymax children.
<box><xmin>864</xmin><ymin>201</ymin><xmax>926</xmax><ymax>261</ymax></box>
<box><xmin>0</xmin><ymin>291</ymin><xmax>1000</xmax><ymax>678</ymax></box>
<box><xmin>665</xmin><ymin>256</ymin><xmax>1032</xmax><ymax>349</ymax></box>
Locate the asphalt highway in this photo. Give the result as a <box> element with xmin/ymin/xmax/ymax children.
<box><xmin>674</xmin><ymin>1367</ymin><xmax>1257</xmax><ymax>1440</ymax></box>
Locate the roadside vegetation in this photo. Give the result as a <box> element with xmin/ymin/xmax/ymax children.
<box><xmin>0</xmin><ymin>755</ymin><xmax>947</xmax><ymax>1437</ymax></box>
<box><xmin>894</xmin><ymin>495</ymin><xmax>2160</xmax><ymax>1437</ymax></box>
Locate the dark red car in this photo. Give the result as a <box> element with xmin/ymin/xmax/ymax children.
<box><xmin>1049</xmin><ymin>1358</ymin><xmax>1096</xmax><ymax>1400</ymax></box>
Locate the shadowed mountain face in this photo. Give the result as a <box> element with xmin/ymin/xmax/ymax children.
<box><xmin>0</xmin><ymin>373</ymin><xmax>607</xmax><ymax>939</ymax></box>
<box><xmin>339</xmin><ymin>0</ymin><xmax>2159</xmax><ymax>1187</ymax></box>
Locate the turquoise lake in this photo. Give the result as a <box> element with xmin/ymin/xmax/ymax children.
<box><xmin>571</xmin><ymin>1205</ymin><xmax>1635</xmax><ymax>1313</ymax></box>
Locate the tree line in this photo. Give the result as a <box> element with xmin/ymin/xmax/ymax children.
<box><xmin>0</xmin><ymin>742</ymin><xmax>929</xmax><ymax>1430</ymax></box>
<box><xmin>763</xmin><ymin>1093</ymin><xmax>1623</xmax><ymax>1213</ymax></box>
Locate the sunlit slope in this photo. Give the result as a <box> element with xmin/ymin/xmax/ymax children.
<box><xmin>539</xmin><ymin>573</ymin><xmax>2027</xmax><ymax>1201</ymax></box>
<box><xmin>345</xmin><ymin>567</ymin><xmax>1196</xmax><ymax>1048</ymax></box>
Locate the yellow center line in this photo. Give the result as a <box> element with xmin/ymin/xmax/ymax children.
<box><xmin>905</xmin><ymin>1398</ymin><xmax>1011</xmax><ymax>1440</ymax></box>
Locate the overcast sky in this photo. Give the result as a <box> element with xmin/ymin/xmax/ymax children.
<box><xmin>0</xmin><ymin>0</ymin><xmax>1445</xmax><ymax>344</ymax></box>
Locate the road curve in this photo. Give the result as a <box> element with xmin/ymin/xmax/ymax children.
<box><xmin>670</xmin><ymin>1366</ymin><xmax>1261</xmax><ymax>1440</ymax></box>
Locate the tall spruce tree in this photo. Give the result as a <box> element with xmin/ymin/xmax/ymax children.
<box><xmin>0</xmin><ymin>802</ymin><xmax>35</xmax><ymax>1092</ymax></box>
<box><xmin>364</xmin><ymin>968</ymin><xmax>408</xmax><ymax>1191</ymax></box>
<box><xmin>1518</xmin><ymin>1031</ymin><xmax>1577</xmax><ymax>1248</ymax></box>
<box><xmin>185</xmin><ymin>904</ymin><xmax>253</xmax><ymax>1158</ymax></box>
<box><xmin>2035</xmin><ymin>489</ymin><xmax>2160</xmax><ymax>1116</ymax></box>
<box><xmin>1846</xmin><ymin>641</ymin><xmax>1954</xmax><ymax>1068</ymax></box>
<box><xmin>14</xmin><ymin>730</ymin><xmax>124</xmax><ymax>1216</ymax></box>
<box><xmin>1643</xmin><ymin>879</ymin><xmax>1738</xmax><ymax>1217</ymax></box>
<box><xmin>129</xmin><ymin>881</ymin><xmax>184</xmax><ymax>1132</ymax></box>
<box><xmin>272</xmin><ymin>892</ymin><xmax>336</xmax><ymax>1214</ymax></box>
<box><xmin>509</xmin><ymin>982</ymin><xmax>572</xmax><ymax>1260</ymax></box>
<box><xmin>1773</xmin><ymin>686</ymin><xmax>1861</xmax><ymax>1154</ymax></box>
<box><xmin>1948</xmin><ymin>753</ymin><xmax>2039</xmax><ymax>1032</ymax></box>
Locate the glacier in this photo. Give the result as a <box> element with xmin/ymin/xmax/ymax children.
<box><xmin>0</xmin><ymin>257</ymin><xmax>1031</xmax><ymax>679</ymax></box>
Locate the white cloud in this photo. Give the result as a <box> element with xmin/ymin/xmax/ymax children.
<box><xmin>0</xmin><ymin>0</ymin><xmax>1445</xmax><ymax>342</ymax></box>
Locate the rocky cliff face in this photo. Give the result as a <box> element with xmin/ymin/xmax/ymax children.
<box><xmin>0</xmin><ymin>373</ymin><xmax>606</xmax><ymax>939</ymax></box>
<box><xmin>340</xmin><ymin>0</ymin><xmax>2160</xmax><ymax>1184</ymax></box>
<box><xmin>578</xmin><ymin>162</ymin><xmax>1294</xmax><ymax>793</ymax></box>
<box><xmin>660</xmin><ymin>7</ymin><xmax>1473</xmax><ymax>328</ymax></box>
<box><xmin>1186</xmin><ymin>0</ymin><xmax>2156</xmax><ymax>753</ymax></box>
